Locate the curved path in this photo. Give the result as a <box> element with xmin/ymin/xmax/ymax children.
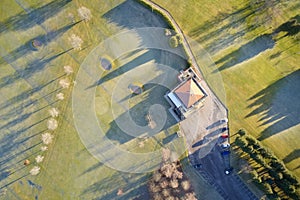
<box><xmin>140</xmin><ymin>1</ymin><xmax>260</xmax><ymax>200</ymax></box>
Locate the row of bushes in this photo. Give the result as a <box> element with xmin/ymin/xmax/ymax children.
<box><xmin>235</xmin><ymin>129</ymin><xmax>300</xmax><ymax>199</ymax></box>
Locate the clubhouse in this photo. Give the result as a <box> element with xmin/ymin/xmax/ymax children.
<box><xmin>165</xmin><ymin>67</ymin><xmax>207</xmax><ymax>121</ymax></box>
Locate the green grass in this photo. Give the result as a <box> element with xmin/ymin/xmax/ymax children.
<box><xmin>152</xmin><ymin>0</ymin><xmax>300</xmax><ymax>180</ymax></box>
<box><xmin>0</xmin><ymin>0</ymin><xmax>191</xmax><ymax>199</ymax></box>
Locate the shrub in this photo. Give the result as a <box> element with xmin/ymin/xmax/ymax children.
<box><xmin>169</xmin><ymin>36</ymin><xmax>178</xmax><ymax>48</ymax></box>
<box><xmin>237</xmin><ymin>129</ymin><xmax>246</xmax><ymax>136</ymax></box>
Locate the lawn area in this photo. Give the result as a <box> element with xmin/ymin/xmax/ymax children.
<box><xmin>0</xmin><ymin>0</ymin><xmax>199</xmax><ymax>199</ymax></box>
<box><xmin>152</xmin><ymin>0</ymin><xmax>300</xmax><ymax>180</ymax></box>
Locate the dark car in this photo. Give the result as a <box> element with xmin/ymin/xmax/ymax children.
<box><xmin>193</xmin><ymin>164</ymin><xmax>202</xmax><ymax>169</ymax></box>
<box><xmin>224</xmin><ymin>167</ymin><xmax>233</xmax><ymax>175</ymax></box>
<box><xmin>221</xmin><ymin>150</ymin><xmax>230</xmax><ymax>156</ymax></box>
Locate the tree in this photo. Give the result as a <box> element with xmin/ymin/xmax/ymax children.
<box><xmin>183</xmin><ymin>192</ymin><xmax>197</xmax><ymax>200</ymax></box>
<box><xmin>41</xmin><ymin>146</ymin><xmax>48</xmax><ymax>151</ymax></box>
<box><xmin>41</xmin><ymin>132</ymin><xmax>54</xmax><ymax>145</ymax></box>
<box><xmin>30</xmin><ymin>166</ymin><xmax>40</xmax><ymax>176</ymax></box>
<box><xmin>162</xmin><ymin>148</ymin><xmax>171</xmax><ymax>162</ymax></box>
<box><xmin>235</xmin><ymin>136</ymin><xmax>248</xmax><ymax>147</ymax></box>
<box><xmin>169</xmin><ymin>36</ymin><xmax>179</xmax><ymax>48</ymax></box>
<box><xmin>77</xmin><ymin>6</ymin><xmax>92</xmax><ymax>22</ymax></box>
<box><xmin>35</xmin><ymin>155</ymin><xmax>44</xmax><ymax>163</ymax></box>
<box><xmin>47</xmin><ymin>118</ymin><xmax>58</xmax><ymax>130</ymax></box>
<box><xmin>64</xmin><ymin>65</ymin><xmax>74</xmax><ymax>75</ymax></box>
<box><xmin>49</xmin><ymin>107</ymin><xmax>59</xmax><ymax>118</ymax></box>
<box><xmin>237</xmin><ymin>129</ymin><xmax>246</xmax><ymax>136</ymax></box>
<box><xmin>170</xmin><ymin>179</ymin><xmax>179</xmax><ymax>188</ymax></box>
<box><xmin>263</xmin><ymin>183</ymin><xmax>273</xmax><ymax>195</ymax></box>
<box><xmin>181</xmin><ymin>180</ymin><xmax>190</xmax><ymax>191</ymax></box>
<box><xmin>59</xmin><ymin>78</ymin><xmax>71</xmax><ymax>89</ymax></box>
<box><xmin>56</xmin><ymin>92</ymin><xmax>65</xmax><ymax>100</ymax></box>
<box><xmin>68</xmin><ymin>34</ymin><xmax>83</xmax><ymax>50</ymax></box>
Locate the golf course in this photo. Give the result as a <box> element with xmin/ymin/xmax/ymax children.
<box><xmin>0</xmin><ymin>0</ymin><xmax>299</xmax><ymax>199</ymax></box>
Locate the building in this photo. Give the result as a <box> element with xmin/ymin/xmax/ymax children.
<box><xmin>165</xmin><ymin>68</ymin><xmax>207</xmax><ymax>121</ymax></box>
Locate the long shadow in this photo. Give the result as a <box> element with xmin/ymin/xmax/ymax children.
<box><xmin>213</xmin><ymin>33</ymin><xmax>275</xmax><ymax>72</ymax></box>
<box><xmin>213</xmin><ymin>15</ymin><xmax>300</xmax><ymax>72</ymax></box>
<box><xmin>106</xmin><ymin>84</ymin><xmax>177</xmax><ymax>144</ymax></box>
<box><xmin>283</xmin><ymin>149</ymin><xmax>300</xmax><ymax>164</ymax></box>
<box><xmin>0</xmin><ymin>0</ymin><xmax>72</xmax><ymax>33</ymax></box>
<box><xmin>274</xmin><ymin>15</ymin><xmax>300</xmax><ymax>39</ymax></box>
<box><xmin>189</xmin><ymin>4</ymin><xmax>253</xmax><ymax>37</ymax></box>
<box><xmin>88</xmin><ymin>48</ymin><xmax>186</xmax><ymax>89</ymax></box>
<box><xmin>192</xmin><ymin>127</ymin><xmax>226</xmax><ymax>148</ymax></box>
<box><xmin>246</xmin><ymin>70</ymin><xmax>300</xmax><ymax>140</ymax></box>
<box><xmin>87</xmin><ymin>50</ymin><xmax>154</xmax><ymax>89</ymax></box>
<box><xmin>0</xmin><ymin>74</ymin><xmax>64</xmax><ymax>112</ymax></box>
<box><xmin>0</xmin><ymin>49</ymin><xmax>70</xmax><ymax>88</ymax></box>
<box><xmin>102</xmin><ymin>0</ymin><xmax>169</xmax><ymax>29</ymax></box>
<box><xmin>0</xmin><ymin>21</ymin><xmax>81</xmax><ymax>65</ymax></box>
<box><xmin>81</xmin><ymin>171</ymin><xmax>149</xmax><ymax>200</ymax></box>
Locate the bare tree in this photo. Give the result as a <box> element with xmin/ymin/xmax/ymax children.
<box><xmin>64</xmin><ymin>65</ymin><xmax>74</xmax><ymax>75</ymax></box>
<box><xmin>68</xmin><ymin>34</ymin><xmax>83</xmax><ymax>50</ymax></box>
<box><xmin>47</xmin><ymin>118</ymin><xmax>58</xmax><ymax>130</ymax></box>
<box><xmin>30</xmin><ymin>166</ymin><xmax>40</xmax><ymax>176</ymax></box>
<box><xmin>183</xmin><ymin>192</ymin><xmax>197</xmax><ymax>200</ymax></box>
<box><xmin>41</xmin><ymin>146</ymin><xmax>48</xmax><ymax>151</ymax></box>
<box><xmin>59</xmin><ymin>78</ymin><xmax>71</xmax><ymax>89</ymax></box>
<box><xmin>170</xmin><ymin>179</ymin><xmax>179</xmax><ymax>189</ymax></box>
<box><xmin>181</xmin><ymin>180</ymin><xmax>190</xmax><ymax>191</ymax></box>
<box><xmin>56</xmin><ymin>92</ymin><xmax>65</xmax><ymax>100</ymax></box>
<box><xmin>49</xmin><ymin>107</ymin><xmax>59</xmax><ymax>118</ymax></box>
<box><xmin>77</xmin><ymin>6</ymin><xmax>92</xmax><ymax>22</ymax></box>
<box><xmin>162</xmin><ymin>148</ymin><xmax>171</xmax><ymax>162</ymax></box>
<box><xmin>42</xmin><ymin>132</ymin><xmax>54</xmax><ymax>145</ymax></box>
<box><xmin>35</xmin><ymin>155</ymin><xmax>44</xmax><ymax>163</ymax></box>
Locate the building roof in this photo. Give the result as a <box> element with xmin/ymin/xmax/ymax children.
<box><xmin>174</xmin><ymin>78</ymin><xmax>205</xmax><ymax>109</ymax></box>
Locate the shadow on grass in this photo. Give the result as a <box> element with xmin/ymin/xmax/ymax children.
<box><xmin>0</xmin><ymin>21</ymin><xmax>81</xmax><ymax>65</ymax></box>
<box><xmin>102</xmin><ymin>0</ymin><xmax>169</xmax><ymax>29</ymax></box>
<box><xmin>0</xmin><ymin>74</ymin><xmax>64</xmax><ymax>118</ymax></box>
<box><xmin>213</xmin><ymin>33</ymin><xmax>275</xmax><ymax>72</ymax></box>
<box><xmin>106</xmin><ymin>84</ymin><xmax>177</xmax><ymax>144</ymax></box>
<box><xmin>87</xmin><ymin>50</ymin><xmax>154</xmax><ymax>89</ymax></box>
<box><xmin>81</xmin><ymin>171</ymin><xmax>150</xmax><ymax>200</ymax></box>
<box><xmin>213</xmin><ymin>15</ymin><xmax>300</xmax><ymax>72</ymax></box>
<box><xmin>0</xmin><ymin>0</ymin><xmax>71</xmax><ymax>33</ymax></box>
<box><xmin>283</xmin><ymin>149</ymin><xmax>300</xmax><ymax>164</ymax></box>
<box><xmin>246</xmin><ymin>70</ymin><xmax>300</xmax><ymax>140</ymax></box>
<box><xmin>0</xmin><ymin>49</ymin><xmax>70</xmax><ymax>88</ymax></box>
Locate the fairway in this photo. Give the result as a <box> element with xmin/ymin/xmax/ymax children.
<box><xmin>0</xmin><ymin>0</ymin><xmax>201</xmax><ymax>199</ymax></box>
<box><xmin>152</xmin><ymin>0</ymin><xmax>300</xmax><ymax>180</ymax></box>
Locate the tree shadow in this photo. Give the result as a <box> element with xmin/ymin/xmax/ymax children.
<box><xmin>213</xmin><ymin>33</ymin><xmax>275</xmax><ymax>73</ymax></box>
<box><xmin>81</xmin><ymin>171</ymin><xmax>150</xmax><ymax>200</ymax></box>
<box><xmin>283</xmin><ymin>149</ymin><xmax>300</xmax><ymax>164</ymax></box>
<box><xmin>0</xmin><ymin>49</ymin><xmax>70</xmax><ymax>88</ymax></box>
<box><xmin>0</xmin><ymin>74</ymin><xmax>64</xmax><ymax>118</ymax></box>
<box><xmin>246</xmin><ymin>70</ymin><xmax>300</xmax><ymax>140</ymax></box>
<box><xmin>0</xmin><ymin>21</ymin><xmax>80</xmax><ymax>65</ymax></box>
<box><xmin>87</xmin><ymin>48</ymin><xmax>186</xmax><ymax>89</ymax></box>
<box><xmin>213</xmin><ymin>15</ymin><xmax>300</xmax><ymax>72</ymax></box>
<box><xmin>192</xmin><ymin>128</ymin><xmax>226</xmax><ymax>148</ymax></box>
<box><xmin>102</xmin><ymin>0</ymin><xmax>169</xmax><ymax>29</ymax></box>
<box><xmin>106</xmin><ymin>83</ymin><xmax>177</xmax><ymax>144</ymax></box>
<box><xmin>274</xmin><ymin>15</ymin><xmax>300</xmax><ymax>39</ymax></box>
<box><xmin>0</xmin><ymin>0</ymin><xmax>72</xmax><ymax>33</ymax></box>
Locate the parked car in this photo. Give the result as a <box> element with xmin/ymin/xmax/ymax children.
<box><xmin>222</xmin><ymin>142</ymin><xmax>230</xmax><ymax>148</ymax></box>
<box><xmin>221</xmin><ymin>134</ymin><xmax>229</xmax><ymax>139</ymax></box>
<box><xmin>221</xmin><ymin>150</ymin><xmax>230</xmax><ymax>156</ymax></box>
<box><xmin>193</xmin><ymin>164</ymin><xmax>202</xmax><ymax>169</ymax></box>
<box><xmin>224</xmin><ymin>167</ymin><xmax>233</xmax><ymax>175</ymax></box>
